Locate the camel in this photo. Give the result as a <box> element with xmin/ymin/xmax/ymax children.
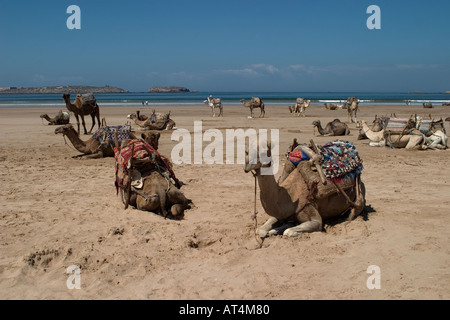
<box><xmin>295</xmin><ymin>99</ymin><xmax>311</xmax><ymax>117</ymax></box>
<box><xmin>442</xmin><ymin>102</ymin><xmax>450</xmax><ymax>107</ymax></box>
<box><xmin>360</xmin><ymin>120</ymin><xmax>424</xmax><ymax>149</ymax></box>
<box><xmin>346</xmin><ymin>97</ymin><xmax>359</xmax><ymax>123</ymax></box>
<box><xmin>357</xmin><ymin>116</ymin><xmax>384</xmax><ymax>140</ymax></box>
<box><xmin>40</xmin><ymin>110</ymin><xmax>70</xmax><ymax>125</ymax></box>
<box><xmin>240</xmin><ymin>97</ymin><xmax>265</xmax><ymax>118</ymax></box>
<box><xmin>62</xmin><ymin>93</ymin><xmax>101</xmax><ymax>135</ymax></box>
<box><xmin>244</xmin><ymin>139</ymin><xmax>365</xmax><ymax>237</ymax></box>
<box><xmin>324</xmin><ymin>103</ymin><xmax>337</xmax><ymax>110</ymax></box>
<box><xmin>54</xmin><ymin>124</ymin><xmax>162</xmax><ymax>159</ymax></box>
<box><xmin>203</xmin><ymin>96</ymin><xmax>223</xmax><ymax>117</ymax></box>
<box><xmin>312</xmin><ymin>119</ymin><xmax>350</xmax><ymax>136</ymax></box>
<box><xmin>128</xmin><ymin>113</ymin><xmax>176</xmax><ymax>130</ymax></box>
<box><xmin>423</xmin><ymin>102</ymin><xmax>433</xmax><ymax>108</ymax></box>
<box><xmin>116</xmin><ymin>139</ymin><xmax>189</xmax><ymax>219</ymax></box>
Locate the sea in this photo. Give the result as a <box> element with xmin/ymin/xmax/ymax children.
<box><xmin>0</xmin><ymin>92</ymin><xmax>449</xmax><ymax>108</ymax></box>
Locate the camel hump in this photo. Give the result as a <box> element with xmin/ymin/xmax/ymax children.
<box><xmin>252</xmin><ymin>97</ymin><xmax>262</xmax><ymax>104</ymax></box>
<box><xmin>78</xmin><ymin>93</ymin><xmax>96</xmax><ymax>105</ymax></box>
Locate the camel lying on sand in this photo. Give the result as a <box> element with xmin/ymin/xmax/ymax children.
<box><xmin>55</xmin><ymin>124</ymin><xmax>160</xmax><ymax>159</ymax></box>
<box><xmin>360</xmin><ymin>120</ymin><xmax>447</xmax><ymax>149</ymax></box>
<box><xmin>312</xmin><ymin>119</ymin><xmax>350</xmax><ymax>136</ymax></box>
<box><xmin>244</xmin><ymin>139</ymin><xmax>365</xmax><ymax>237</ymax></box>
<box><xmin>40</xmin><ymin>110</ymin><xmax>70</xmax><ymax>125</ymax></box>
<box><xmin>128</xmin><ymin>113</ymin><xmax>176</xmax><ymax>130</ymax></box>
<box><xmin>115</xmin><ymin>137</ymin><xmax>189</xmax><ymax>219</ymax></box>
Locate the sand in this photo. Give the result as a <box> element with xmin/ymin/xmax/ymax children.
<box><xmin>0</xmin><ymin>102</ymin><xmax>449</xmax><ymax>300</ymax></box>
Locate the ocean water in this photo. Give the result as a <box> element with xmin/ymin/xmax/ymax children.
<box><xmin>0</xmin><ymin>92</ymin><xmax>449</xmax><ymax>108</ymax></box>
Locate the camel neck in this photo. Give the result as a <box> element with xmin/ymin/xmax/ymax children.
<box><xmin>64</xmin><ymin>129</ymin><xmax>91</xmax><ymax>153</ymax></box>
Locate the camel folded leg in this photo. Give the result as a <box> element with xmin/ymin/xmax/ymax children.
<box><xmin>283</xmin><ymin>205</ymin><xmax>323</xmax><ymax>237</ymax></box>
<box><xmin>259</xmin><ymin>217</ymin><xmax>296</xmax><ymax>237</ymax></box>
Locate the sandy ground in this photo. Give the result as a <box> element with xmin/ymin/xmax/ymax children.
<box><xmin>0</xmin><ymin>102</ymin><xmax>449</xmax><ymax>300</ymax></box>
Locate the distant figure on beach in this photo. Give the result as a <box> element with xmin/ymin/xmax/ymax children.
<box><xmin>145</xmin><ymin>101</ymin><xmax>149</xmax><ymax>106</ymax></box>
<box><xmin>142</xmin><ymin>100</ymin><xmax>145</xmax><ymax>106</ymax></box>
<box><xmin>406</xmin><ymin>100</ymin><xmax>410</xmax><ymax>106</ymax></box>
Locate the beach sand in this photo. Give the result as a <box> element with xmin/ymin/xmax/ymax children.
<box><xmin>0</xmin><ymin>102</ymin><xmax>449</xmax><ymax>300</ymax></box>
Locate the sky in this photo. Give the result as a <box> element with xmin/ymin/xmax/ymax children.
<box><xmin>0</xmin><ymin>0</ymin><xmax>449</xmax><ymax>92</ymax></box>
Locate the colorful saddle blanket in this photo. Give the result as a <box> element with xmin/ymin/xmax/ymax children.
<box><xmin>318</xmin><ymin>140</ymin><xmax>363</xmax><ymax>182</ymax></box>
<box><xmin>385</xmin><ymin>118</ymin><xmax>412</xmax><ymax>133</ymax></box>
<box><xmin>114</xmin><ymin>139</ymin><xmax>177</xmax><ymax>192</ymax></box>
<box><xmin>289</xmin><ymin>140</ymin><xmax>363</xmax><ymax>183</ymax></box>
<box><xmin>92</xmin><ymin>125</ymin><xmax>132</xmax><ymax>148</ymax></box>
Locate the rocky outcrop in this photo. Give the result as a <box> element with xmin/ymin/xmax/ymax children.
<box><xmin>149</xmin><ymin>86</ymin><xmax>190</xmax><ymax>93</ymax></box>
<box><xmin>0</xmin><ymin>85</ymin><xmax>128</xmax><ymax>94</ymax></box>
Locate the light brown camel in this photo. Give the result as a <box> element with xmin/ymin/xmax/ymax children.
<box><xmin>244</xmin><ymin>140</ymin><xmax>365</xmax><ymax>237</ymax></box>
<box><xmin>312</xmin><ymin>119</ymin><xmax>350</xmax><ymax>136</ymax></box>
<box><xmin>203</xmin><ymin>96</ymin><xmax>224</xmax><ymax>117</ymax></box>
<box><xmin>297</xmin><ymin>99</ymin><xmax>311</xmax><ymax>117</ymax></box>
<box><xmin>54</xmin><ymin>124</ymin><xmax>161</xmax><ymax>159</ymax></box>
<box><xmin>360</xmin><ymin>120</ymin><xmax>424</xmax><ymax>149</ymax></box>
<box><xmin>62</xmin><ymin>93</ymin><xmax>100</xmax><ymax>135</ymax></box>
<box><xmin>423</xmin><ymin>102</ymin><xmax>433</xmax><ymax>108</ymax></box>
<box><xmin>128</xmin><ymin>113</ymin><xmax>176</xmax><ymax>130</ymax></box>
<box><xmin>116</xmin><ymin>138</ymin><xmax>189</xmax><ymax>219</ymax></box>
<box><xmin>40</xmin><ymin>110</ymin><xmax>70</xmax><ymax>125</ymax></box>
<box><xmin>240</xmin><ymin>97</ymin><xmax>265</xmax><ymax>118</ymax></box>
<box><xmin>357</xmin><ymin>115</ymin><xmax>383</xmax><ymax>140</ymax></box>
<box><xmin>346</xmin><ymin>97</ymin><xmax>359</xmax><ymax>123</ymax></box>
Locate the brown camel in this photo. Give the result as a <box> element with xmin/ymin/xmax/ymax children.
<box><xmin>244</xmin><ymin>140</ymin><xmax>365</xmax><ymax>236</ymax></box>
<box><xmin>423</xmin><ymin>102</ymin><xmax>433</xmax><ymax>108</ymax></box>
<box><xmin>40</xmin><ymin>110</ymin><xmax>70</xmax><ymax>125</ymax></box>
<box><xmin>128</xmin><ymin>113</ymin><xmax>176</xmax><ymax>130</ymax></box>
<box><xmin>324</xmin><ymin>103</ymin><xmax>338</xmax><ymax>110</ymax></box>
<box><xmin>62</xmin><ymin>93</ymin><xmax>100</xmax><ymax>135</ymax></box>
<box><xmin>240</xmin><ymin>97</ymin><xmax>265</xmax><ymax>118</ymax></box>
<box><xmin>116</xmin><ymin>138</ymin><xmax>189</xmax><ymax>219</ymax></box>
<box><xmin>54</xmin><ymin>124</ymin><xmax>160</xmax><ymax>159</ymax></box>
<box><xmin>347</xmin><ymin>97</ymin><xmax>359</xmax><ymax>123</ymax></box>
<box><xmin>312</xmin><ymin>119</ymin><xmax>350</xmax><ymax>136</ymax></box>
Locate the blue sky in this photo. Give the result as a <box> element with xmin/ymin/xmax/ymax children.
<box><xmin>0</xmin><ymin>0</ymin><xmax>449</xmax><ymax>92</ymax></box>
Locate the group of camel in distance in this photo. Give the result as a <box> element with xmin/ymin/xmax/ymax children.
<box><xmin>39</xmin><ymin>92</ymin><xmax>449</xmax><ymax>237</ymax></box>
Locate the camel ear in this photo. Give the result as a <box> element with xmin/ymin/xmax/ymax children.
<box><xmin>141</xmin><ymin>133</ymin><xmax>147</xmax><ymax>140</ymax></box>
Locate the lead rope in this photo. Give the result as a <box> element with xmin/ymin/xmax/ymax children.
<box><xmin>252</xmin><ymin>171</ymin><xmax>263</xmax><ymax>249</ymax></box>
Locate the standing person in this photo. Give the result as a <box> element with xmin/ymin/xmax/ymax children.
<box><xmin>142</xmin><ymin>100</ymin><xmax>145</xmax><ymax>106</ymax></box>
<box><xmin>145</xmin><ymin>100</ymin><xmax>149</xmax><ymax>106</ymax></box>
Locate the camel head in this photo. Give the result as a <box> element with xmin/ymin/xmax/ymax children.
<box><xmin>141</xmin><ymin>132</ymin><xmax>160</xmax><ymax>150</ymax></box>
<box><xmin>244</xmin><ymin>138</ymin><xmax>273</xmax><ymax>174</ymax></box>
<box><xmin>312</xmin><ymin>120</ymin><xmax>321</xmax><ymax>127</ymax></box>
<box><xmin>127</xmin><ymin>113</ymin><xmax>137</xmax><ymax>120</ymax></box>
<box><xmin>40</xmin><ymin>114</ymin><xmax>48</xmax><ymax>119</ymax></box>
<box><xmin>62</xmin><ymin>93</ymin><xmax>70</xmax><ymax>101</ymax></box>
<box><xmin>54</xmin><ymin>124</ymin><xmax>74</xmax><ymax>136</ymax></box>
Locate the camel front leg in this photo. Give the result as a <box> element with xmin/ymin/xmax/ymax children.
<box><xmin>283</xmin><ymin>205</ymin><xmax>322</xmax><ymax>237</ymax></box>
<box><xmin>258</xmin><ymin>217</ymin><xmax>278</xmax><ymax>237</ymax></box>
<box><xmin>80</xmin><ymin>115</ymin><xmax>88</xmax><ymax>135</ymax></box>
<box><xmin>88</xmin><ymin>113</ymin><xmax>96</xmax><ymax>134</ymax></box>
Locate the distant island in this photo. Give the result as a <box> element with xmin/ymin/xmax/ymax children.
<box><xmin>149</xmin><ymin>86</ymin><xmax>192</xmax><ymax>93</ymax></box>
<box><xmin>0</xmin><ymin>85</ymin><xmax>128</xmax><ymax>94</ymax></box>
<box><xmin>446</xmin><ymin>91</ymin><xmax>450</xmax><ymax>94</ymax></box>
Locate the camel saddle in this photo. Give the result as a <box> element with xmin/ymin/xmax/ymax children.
<box><xmin>92</xmin><ymin>125</ymin><xmax>132</xmax><ymax>148</ymax></box>
<box><xmin>114</xmin><ymin>139</ymin><xmax>179</xmax><ymax>194</ymax></box>
<box><xmin>77</xmin><ymin>93</ymin><xmax>96</xmax><ymax>105</ymax></box>
<box><xmin>291</xmin><ymin>140</ymin><xmax>363</xmax><ymax>199</ymax></box>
